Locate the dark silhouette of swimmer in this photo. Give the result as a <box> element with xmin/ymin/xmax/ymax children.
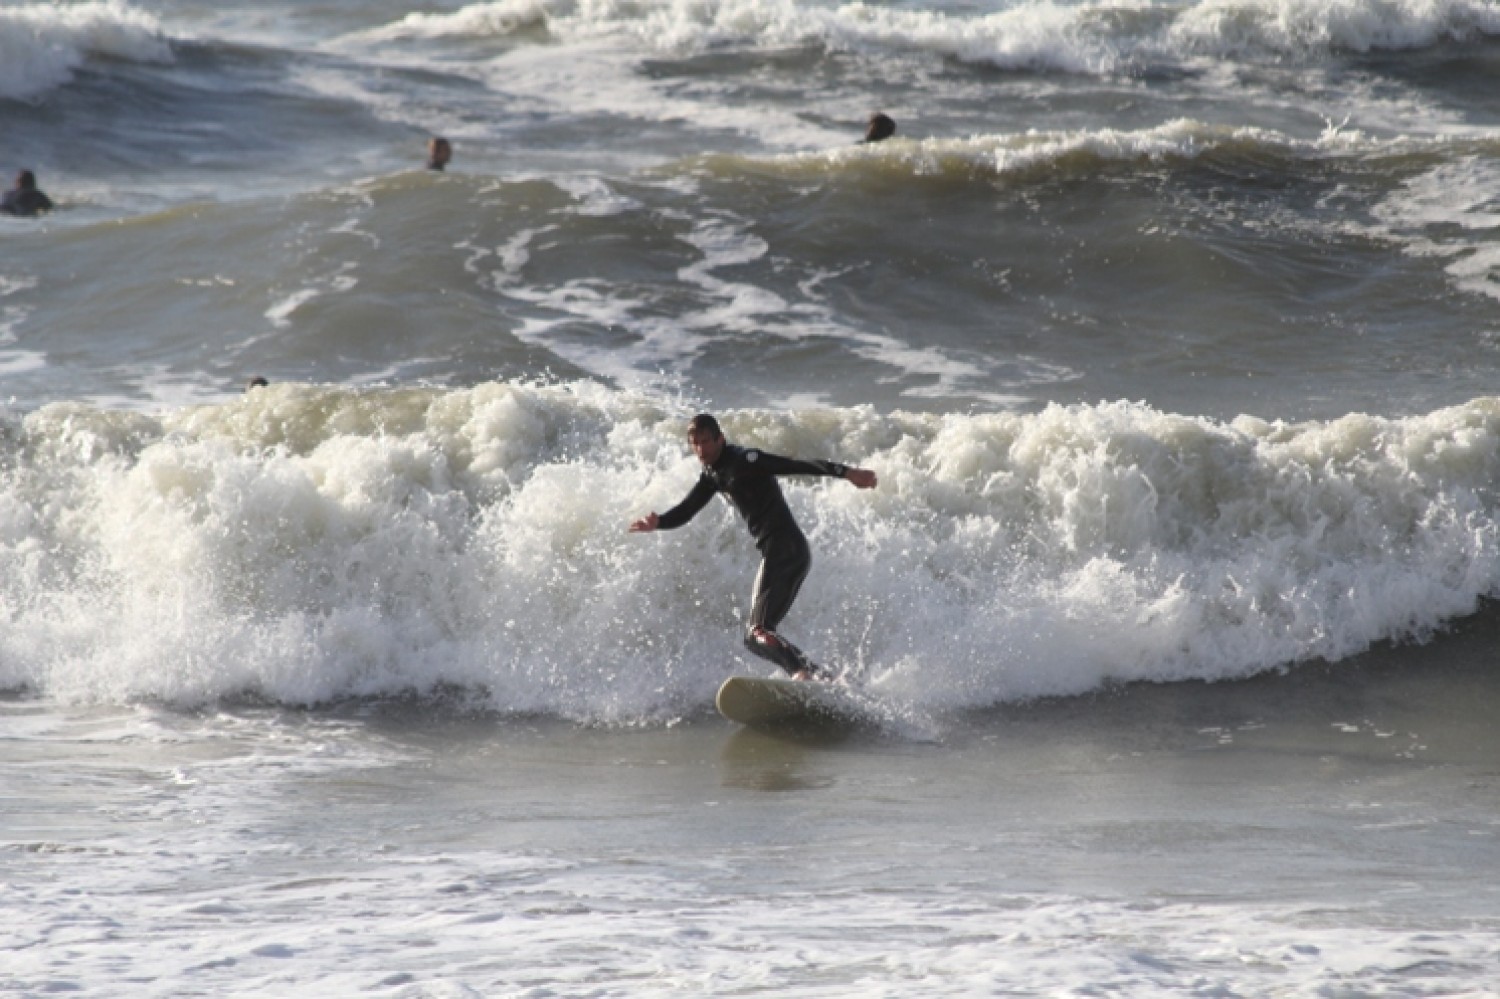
<box><xmin>1</xmin><ymin>170</ymin><xmax>54</xmax><ymax>217</ymax></box>
<box><xmin>245</xmin><ymin>376</ymin><xmax>269</xmax><ymax>392</ymax></box>
<box><xmin>862</xmin><ymin>113</ymin><xmax>896</xmax><ymax>144</ymax></box>
<box><xmin>426</xmin><ymin>137</ymin><xmax>452</xmax><ymax>171</ymax></box>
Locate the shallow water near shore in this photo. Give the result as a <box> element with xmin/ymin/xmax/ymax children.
<box><xmin>7</xmin><ymin>608</ymin><xmax>1500</xmax><ymax>997</ymax></box>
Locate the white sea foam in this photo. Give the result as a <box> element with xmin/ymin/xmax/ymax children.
<box><xmin>1368</xmin><ymin>154</ymin><xmax>1500</xmax><ymax>302</ymax></box>
<box><xmin>4</xmin><ymin>382</ymin><xmax>1500</xmax><ymax>720</ymax></box>
<box><xmin>346</xmin><ymin>0</ymin><xmax>549</xmax><ymax>44</ymax></box>
<box><xmin>768</xmin><ymin>117</ymin><xmax>1385</xmax><ymax>183</ymax></box>
<box><xmin>0</xmin><ymin>1</ymin><xmax>171</xmax><ymax>101</ymax></box>
<box><xmin>1171</xmin><ymin>0</ymin><xmax>1500</xmax><ymax>57</ymax></box>
<box><xmin>10</xmin><ymin>845</ymin><xmax>1499</xmax><ymax>997</ymax></box>
<box><xmin>488</xmin><ymin>210</ymin><xmax>1035</xmax><ymax>404</ymax></box>
<box><xmin>344</xmin><ymin>0</ymin><xmax>1500</xmax><ymax>74</ymax></box>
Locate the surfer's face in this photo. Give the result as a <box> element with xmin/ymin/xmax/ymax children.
<box><xmin>688</xmin><ymin>427</ymin><xmax>723</xmax><ymax>466</ymax></box>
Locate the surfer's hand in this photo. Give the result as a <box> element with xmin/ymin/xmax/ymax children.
<box><xmin>629</xmin><ymin>512</ymin><xmax>660</xmax><ymax>533</ymax></box>
<box><xmin>845</xmin><ymin>467</ymin><xmax>877</xmax><ymax>489</ymax></box>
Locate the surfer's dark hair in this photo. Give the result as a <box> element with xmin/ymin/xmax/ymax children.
<box><xmin>688</xmin><ymin>413</ymin><xmax>722</xmax><ymax>437</ymax></box>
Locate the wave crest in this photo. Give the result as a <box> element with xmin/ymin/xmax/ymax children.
<box><xmin>342</xmin><ymin>0</ymin><xmax>1500</xmax><ymax>74</ymax></box>
<box><xmin>0</xmin><ymin>1</ymin><xmax>171</xmax><ymax>102</ymax></box>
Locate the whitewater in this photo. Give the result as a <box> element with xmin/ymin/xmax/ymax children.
<box><xmin>5</xmin><ymin>382</ymin><xmax>1500</xmax><ymax>721</ymax></box>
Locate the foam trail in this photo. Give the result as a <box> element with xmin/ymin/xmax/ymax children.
<box><xmin>4</xmin><ymin>382</ymin><xmax>1500</xmax><ymax>721</ymax></box>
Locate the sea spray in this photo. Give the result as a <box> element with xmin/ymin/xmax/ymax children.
<box><xmin>4</xmin><ymin>381</ymin><xmax>1500</xmax><ymax>719</ymax></box>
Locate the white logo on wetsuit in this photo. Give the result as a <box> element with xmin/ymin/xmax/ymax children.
<box><xmin>746</xmin><ymin>450</ymin><xmax>759</xmax><ymax>462</ymax></box>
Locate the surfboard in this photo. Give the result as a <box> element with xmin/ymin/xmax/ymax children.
<box><xmin>715</xmin><ymin>675</ymin><xmax>872</xmax><ymax>731</ymax></box>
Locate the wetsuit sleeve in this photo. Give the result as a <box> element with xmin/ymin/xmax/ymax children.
<box><xmin>746</xmin><ymin>450</ymin><xmax>849</xmax><ymax>480</ymax></box>
<box><xmin>656</xmin><ymin>474</ymin><xmax>718</xmax><ymax>530</ymax></box>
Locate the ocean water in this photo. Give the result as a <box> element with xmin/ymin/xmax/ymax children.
<box><xmin>5</xmin><ymin>1</ymin><xmax>1500</xmax><ymax>995</ymax></box>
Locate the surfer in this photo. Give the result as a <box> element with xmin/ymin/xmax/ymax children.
<box><xmin>426</xmin><ymin>137</ymin><xmax>452</xmax><ymax>171</ymax></box>
<box><xmin>629</xmin><ymin>413</ymin><xmax>877</xmax><ymax>680</ymax></box>
<box><xmin>1</xmin><ymin>170</ymin><xmax>53</xmax><ymax>217</ymax></box>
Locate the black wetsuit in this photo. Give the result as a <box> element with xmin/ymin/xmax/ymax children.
<box><xmin>0</xmin><ymin>188</ymin><xmax>53</xmax><ymax>217</ymax></box>
<box><xmin>656</xmin><ymin>444</ymin><xmax>849</xmax><ymax>674</ymax></box>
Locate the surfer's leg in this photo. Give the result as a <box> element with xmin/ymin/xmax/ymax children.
<box><xmin>744</xmin><ymin>530</ymin><xmax>817</xmax><ymax>677</ymax></box>
<box><xmin>749</xmin><ymin>528</ymin><xmax>811</xmax><ymax>633</ymax></box>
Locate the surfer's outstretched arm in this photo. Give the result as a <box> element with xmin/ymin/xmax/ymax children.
<box><xmin>629</xmin><ymin>475</ymin><xmax>716</xmax><ymax>534</ymax></box>
<box><xmin>750</xmin><ymin>450</ymin><xmax>878</xmax><ymax>492</ymax></box>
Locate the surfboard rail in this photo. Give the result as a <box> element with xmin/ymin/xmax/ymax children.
<box><xmin>715</xmin><ymin>675</ymin><xmax>871</xmax><ymax>730</ymax></box>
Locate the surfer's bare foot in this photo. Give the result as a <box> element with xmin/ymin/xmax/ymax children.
<box><xmin>790</xmin><ymin>669</ymin><xmax>815</xmax><ymax>681</ymax></box>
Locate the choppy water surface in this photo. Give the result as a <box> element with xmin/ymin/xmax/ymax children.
<box><xmin>5</xmin><ymin>2</ymin><xmax>1500</xmax><ymax>995</ymax></box>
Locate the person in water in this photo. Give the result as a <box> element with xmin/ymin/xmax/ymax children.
<box><xmin>629</xmin><ymin>413</ymin><xmax>878</xmax><ymax>680</ymax></box>
<box><xmin>862</xmin><ymin>113</ymin><xmax>896</xmax><ymax>144</ymax></box>
<box><xmin>1</xmin><ymin>170</ymin><xmax>54</xmax><ymax>217</ymax></box>
<box><xmin>426</xmin><ymin>137</ymin><xmax>452</xmax><ymax>171</ymax></box>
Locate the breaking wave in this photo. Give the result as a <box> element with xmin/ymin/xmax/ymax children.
<box><xmin>5</xmin><ymin>380</ymin><xmax>1500</xmax><ymax>721</ymax></box>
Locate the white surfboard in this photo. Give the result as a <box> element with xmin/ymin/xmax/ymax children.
<box><xmin>715</xmin><ymin>675</ymin><xmax>872</xmax><ymax>731</ymax></box>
